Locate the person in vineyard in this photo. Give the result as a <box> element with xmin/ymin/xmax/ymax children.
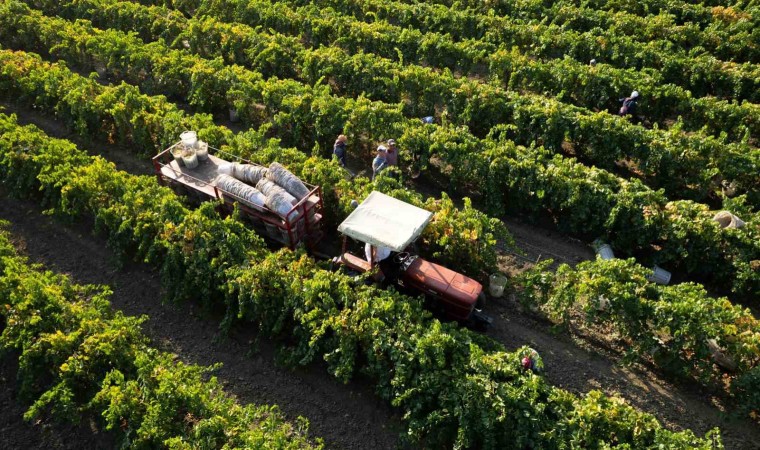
<box><xmin>619</xmin><ymin>91</ymin><xmax>639</xmax><ymax>117</ymax></box>
<box><xmin>385</xmin><ymin>139</ymin><xmax>399</xmax><ymax>167</ymax></box>
<box><xmin>372</xmin><ymin>145</ymin><xmax>388</xmax><ymax>180</ymax></box>
<box><xmin>365</xmin><ymin>243</ymin><xmax>396</xmax><ymax>285</ymax></box>
<box><xmin>520</xmin><ymin>348</ymin><xmax>544</xmax><ymax>375</ymax></box>
<box><xmin>333</xmin><ymin>134</ymin><xmax>348</xmax><ymax>167</ymax></box>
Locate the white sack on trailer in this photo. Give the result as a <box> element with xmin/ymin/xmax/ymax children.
<box><xmin>256</xmin><ymin>179</ymin><xmax>298</xmax><ymax>205</ymax></box>
<box><xmin>218</xmin><ymin>162</ymin><xmax>268</xmax><ymax>186</ymax></box>
<box><xmin>267</xmin><ymin>162</ymin><xmax>310</xmax><ymax>200</ymax></box>
<box><xmin>215</xmin><ymin>174</ymin><xmax>266</xmax><ymax>209</ymax></box>
<box><xmin>266</xmin><ymin>191</ymin><xmax>302</xmax><ymax>223</ymax></box>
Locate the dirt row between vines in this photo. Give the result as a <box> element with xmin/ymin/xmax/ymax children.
<box><xmin>2</xmin><ymin>103</ymin><xmax>758</xmax><ymax>449</ymax></box>
<box><xmin>0</xmin><ymin>193</ymin><xmax>403</xmax><ymax>450</ymax></box>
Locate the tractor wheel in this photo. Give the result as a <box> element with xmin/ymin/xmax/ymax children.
<box><xmin>476</xmin><ymin>291</ymin><xmax>486</xmax><ymax>310</ymax></box>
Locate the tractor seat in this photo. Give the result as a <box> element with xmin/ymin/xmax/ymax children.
<box><xmin>340</xmin><ymin>252</ymin><xmax>371</xmax><ymax>273</ymax></box>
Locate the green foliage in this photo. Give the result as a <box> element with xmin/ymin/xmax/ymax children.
<box><xmin>2</xmin><ymin>5</ymin><xmax>759</xmax><ymax>295</ymax></box>
<box><xmin>0</xmin><ymin>113</ymin><xmax>722</xmax><ymax>448</ymax></box>
<box><xmin>0</xmin><ymin>223</ymin><xmax>321</xmax><ymax>449</ymax></box>
<box><xmin>516</xmin><ymin>258</ymin><xmax>760</xmax><ymax>388</ymax></box>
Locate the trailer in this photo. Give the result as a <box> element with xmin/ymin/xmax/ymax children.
<box><xmin>152</xmin><ymin>142</ymin><xmax>324</xmax><ymax>250</ymax></box>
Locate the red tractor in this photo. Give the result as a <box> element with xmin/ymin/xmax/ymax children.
<box><xmin>334</xmin><ymin>191</ymin><xmax>492</xmax><ymax>329</ymax></box>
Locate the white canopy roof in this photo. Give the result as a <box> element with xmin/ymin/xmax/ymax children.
<box><xmin>337</xmin><ymin>191</ymin><xmax>433</xmax><ymax>252</ymax></box>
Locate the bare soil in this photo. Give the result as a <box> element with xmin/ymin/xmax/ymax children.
<box><xmin>0</xmin><ymin>353</ymin><xmax>116</xmax><ymax>450</ymax></box>
<box><xmin>2</xmin><ymin>103</ymin><xmax>760</xmax><ymax>449</ymax></box>
<box><xmin>0</xmin><ymin>195</ymin><xmax>403</xmax><ymax>450</ymax></box>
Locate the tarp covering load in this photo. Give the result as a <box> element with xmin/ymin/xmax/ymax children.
<box><xmin>268</xmin><ymin>162</ymin><xmax>310</xmax><ymax>200</ymax></box>
<box><xmin>215</xmin><ymin>174</ymin><xmax>266</xmax><ymax>209</ymax></box>
<box><xmin>218</xmin><ymin>162</ymin><xmax>268</xmax><ymax>186</ymax></box>
<box><xmin>338</xmin><ymin>191</ymin><xmax>433</xmax><ymax>252</ymax></box>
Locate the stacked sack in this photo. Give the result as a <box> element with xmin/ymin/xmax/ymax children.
<box><xmin>215</xmin><ymin>174</ymin><xmax>266</xmax><ymax>208</ymax></box>
<box><xmin>217</xmin><ymin>161</ymin><xmax>311</xmax><ymax>224</ymax></box>
<box><xmin>267</xmin><ymin>162</ymin><xmax>310</xmax><ymax>200</ymax></box>
<box><xmin>218</xmin><ymin>162</ymin><xmax>268</xmax><ymax>185</ymax></box>
<box><xmin>256</xmin><ymin>179</ymin><xmax>300</xmax><ymax>222</ymax></box>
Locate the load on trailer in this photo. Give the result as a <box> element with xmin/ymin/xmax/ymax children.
<box><xmin>152</xmin><ymin>136</ymin><xmax>324</xmax><ymax>249</ymax></box>
<box><xmin>335</xmin><ymin>191</ymin><xmax>492</xmax><ymax>329</ymax></box>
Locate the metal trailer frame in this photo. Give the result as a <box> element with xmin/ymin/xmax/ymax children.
<box><xmin>152</xmin><ymin>142</ymin><xmax>324</xmax><ymax>250</ymax></box>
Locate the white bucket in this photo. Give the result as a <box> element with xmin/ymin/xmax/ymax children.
<box><xmin>596</xmin><ymin>244</ymin><xmax>615</xmax><ymax>260</ymax></box>
<box><xmin>592</xmin><ymin>239</ymin><xmax>615</xmax><ymax>260</ymax></box>
<box><xmin>489</xmin><ymin>273</ymin><xmax>508</xmax><ymax>298</ymax></box>
<box><xmin>648</xmin><ymin>265</ymin><xmax>671</xmax><ymax>285</ymax></box>
<box><xmin>180</xmin><ymin>130</ymin><xmax>198</xmax><ymax>148</ymax></box>
<box><xmin>171</xmin><ymin>146</ymin><xmax>183</xmax><ymax>163</ymax></box>
<box><xmin>713</xmin><ymin>211</ymin><xmax>745</xmax><ymax>229</ymax></box>
<box><xmin>196</xmin><ymin>141</ymin><xmax>209</xmax><ymax>161</ymax></box>
<box><xmin>182</xmin><ymin>150</ymin><xmax>198</xmax><ymax>169</ymax></box>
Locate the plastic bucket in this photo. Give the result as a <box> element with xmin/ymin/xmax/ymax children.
<box><xmin>713</xmin><ymin>211</ymin><xmax>745</xmax><ymax>229</ymax></box>
<box><xmin>596</xmin><ymin>244</ymin><xmax>615</xmax><ymax>260</ymax></box>
<box><xmin>648</xmin><ymin>265</ymin><xmax>671</xmax><ymax>285</ymax></box>
<box><xmin>592</xmin><ymin>239</ymin><xmax>615</xmax><ymax>260</ymax></box>
<box><xmin>180</xmin><ymin>130</ymin><xmax>197</xmax><ymax>148</ymax></box>
<box><xmin>171</xmin><ymin>146</ymin><xmax>183</xmax><ymax>163</ymax></box>
<box><xmin>182</xmin><ymin>151</ymin><xmax>198</xmax><ymax>169</ymax></box>
<box><xmin>196</xmin><ymin>141</ymin><xmax>209</xmax><ymax>161</ymax></box>
<box><xmin>489</xmin><ymin>273</ymin><xmax>508</xmax><ymax>298</ymax></box>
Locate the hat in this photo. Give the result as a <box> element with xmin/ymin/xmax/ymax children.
<box><xmin>631</xmin><ymin>91</ymin><xmax>639</xmax><ymax>98</ymax></box>
<box><xmin>337</xmin><ymin>134</ymin><xmax>347</xmax><ymax>142</ymax></box>
<box><xmin>387</xmin><ymin>139</ymin><xmax>396</xmax><ymax>146</ymax></box>
<box><xmin>377</xmin><ymin>145</ymin><xmax>387</xmax><ymax>153</ymax></box>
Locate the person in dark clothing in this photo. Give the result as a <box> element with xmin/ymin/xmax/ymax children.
<box><xmin>333</xmin><ymin>134</ymin><xmax>348</xmax><ymax>167</ymax></box>
<box><xmin>619</xmin><ymin>90</ymin><xmax>639</xmax><ymax>117</ymax></box>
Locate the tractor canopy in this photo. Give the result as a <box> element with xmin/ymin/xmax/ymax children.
<box><xmin>337</xmin><ymin>191</ymin><xmax>433</xmax><ymax>252</ymax></box>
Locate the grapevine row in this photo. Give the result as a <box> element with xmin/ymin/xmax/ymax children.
<box><xmin>0</xmin><ymin>45</ymin><xmax>509</xmax><ymax>279</ymax></box>
<box><xmin>444</xmin><ymin>0</ymin><xmax>756</xmax><ymax>27</ymax></box>
<box><xmin>298</xmin><ymin>0</ymin><xmax>760</xmax><ymax>64</ymax></box>
<box><xmin>0</xmin><ymin>221</ymin><xmax>321</xmax><ymax>448</ymax></box>
<box><xmin>0</xmin><ymin>112</ymin><xmax>726</xmax><ymax>448</ymax></box>
<box><xmin>0</xmin><ymin>45</ymin><xmax>756</xmax><ymax>300</ymax></box>
<box><xmin>9</xmin><ymin>0</ymin><xmax>760</xmax><ymax>208</ymax></box>
<box><xmin>178</xmin><ymin>0</ymin><xmax>760</xmax><ymax>103</ymax></box>
<box><xmin>32</xmin><ymin>0</ymin><xmax>760</xmax><ymax>147</ymax></box>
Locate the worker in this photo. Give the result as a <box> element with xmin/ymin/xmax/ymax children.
<box><xmin>385</xmin><ymin>139</ymin><xmax>399</xmax><ymax>167</ymax></box>
<box><xmin>421</xmin><ymin>116</ymin><xmax>434</xmax><ymax>124</ymax></box>
<box><xmin>619</xmin><ymin>91</ymin><xmax>639</xmax><ymax>117</ymax></box>
<box><xmin>520</xmin><ymin>348</ymin><xmax>543</xmax><ymax>374</ymax></box>
<box><xmin>365</xmin><ymin>243</ymin><xmax>395</xmax><ymax>284</ymax></box>
<box><xmin>365</xmin><ymin>243</ymin><xmax>391</xmax><ymax>265</ymax></box>
<box><xmin>372</xmin><ymin>145</ymin><xmax>388</xmax><ymax>180</ymax></box>
<box><xmin>333</xmin><ymin>134</ymin><xmax>348</xmax><ymax>167</ymax></box>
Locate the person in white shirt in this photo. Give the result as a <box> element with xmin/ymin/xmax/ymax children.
<box><xmin>365</xmin><ymin>243</ymin><xmax>391</xmax><ymax>264</ymax></box>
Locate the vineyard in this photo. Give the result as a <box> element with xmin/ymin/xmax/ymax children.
<box><xmin>0</xmin><ymin>0</ymin><xmax>758</xmax><ymax>448</ymax></box>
